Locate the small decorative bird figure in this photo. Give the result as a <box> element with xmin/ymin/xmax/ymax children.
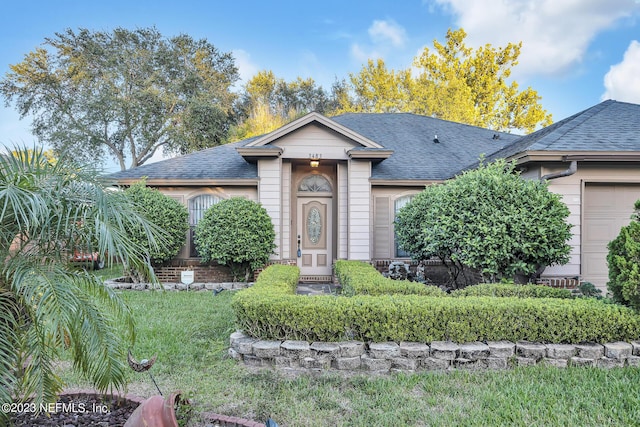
<box><xmin>128</xmin><ymin>349</ymin><xmax>157</xmax><ymax>372</ymax></box>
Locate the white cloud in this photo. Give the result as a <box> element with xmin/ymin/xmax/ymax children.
<box><xmin>350</xmin><ymin>43</ymin><xmax>382</xmax><ymax>64</ymax></box>
<box><xmin>368</xmin><ymin>20</ymin><xmax>408</xmax><ymax>48</ymax></box>
<box><xmin>602</xmin><ymin>40</ymin><xmax>640</xmax><ymax>103</ymax></box>
<box><xmin>431</xmin><ymin>0</ymin><xmax>640</xmax><ymax>77</ymax></box>
<box><xmin>232</xmin><ymin>49</ymin><xmax>259</xmax><ymax>86</ymax></box>
<box><xmin>350</xmin><ymin>19</ymin><xmax>407</xmax><ymax>64</ymax></box>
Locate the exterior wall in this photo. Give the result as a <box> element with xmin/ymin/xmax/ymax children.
<box><xmin>348</xmin><ymin>160</ymin><xmax>372</xmax><ymax>260</ymax></box>
<box><xmin>258</xmin><ymin>158</ymin><xmax>283</xmax><ymax>261</ymax></box>
<box><xmin>371</xmin><ymin>187</ymin><xmax>424</xmax><ymax>259</ymax></box>
<box><xmin>534</xmin><ymin>162</ymin><xmax>640</xmax><ymax>289</ymax></box>
<box><xmin>337</xmin><ymin>162</ymin><xmax>349</xmax><ymax>259</ymax></box>
<box><xmin>281</xmin><ymin>161</ymin><xmax>292</xmax><ymax>259</ymax></box>
<box><xmin>275</xmin><ymin>125</ymin><xmax>355</xmax><ymax>161</ymax></box>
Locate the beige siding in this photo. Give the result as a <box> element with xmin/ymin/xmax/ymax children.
<box><xmin>533</xmin><ymin>163</ymin><xmax>640</xmax><ymax>289</ymax></box>
<box><xmin>276</xmin><ymin>125</ymin><xmax>356</xmax><ymax>161</ymax></box>
<box><xmin>258</xmin><ymin>158</ymin><xmax>282</xmax><ymax>261</ymax></box>
<box><xmin>348</xmin><ymin>160</ymin><xmax>372</xmax><ymax>260</ymax></box>
<box><xmin>281</xmin><ymin>162</ymin><xmax>292</xmax><ymax>259</ymax></box>
<box><xmin>338</xmin><ymin>162</ymin><xmax>349</xmax><ymax>259</ymax></box>
<box><xmin>545</xmin><ymin>178</ymin><xmax>581</xmax><ymax>277</ymax></box>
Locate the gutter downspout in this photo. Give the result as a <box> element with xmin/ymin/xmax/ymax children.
<box><xmin>540</xmin><ymin>160</ymin><xmax>577</xmax><ymax>181</ymax></box>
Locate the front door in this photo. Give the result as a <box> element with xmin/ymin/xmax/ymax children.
<box><xmin>297</xmin><ymin>197</ymin><xmax>332</xmax><ymax>278</ymax></box>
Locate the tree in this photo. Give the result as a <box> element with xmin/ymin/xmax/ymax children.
<box><xmin>0</xmin><ymin>147</ymin><xmax>161</xmax><ymax>413</ymax></box>
<box><xmin>124</xmin><ymin>180</ymin><xmax>189</xmax><ymax>280</ymax></box>
<box><xmin>607</xmin><ymin>201</ymin><xmax>640</xmax><ymax>309</ymax></box>
<box><xmin>395</xmin><ymin>159</ymin><xmax>572</xmax><ymax>288</ymax></box>
<box><xmin>0</xmin><ymin>27</ymin><xmax>239</xmax><ymax>170</ymax></box>
<box><xmin>337</xmin><ymin>59</ymin><xmax>413</xmax><ymax>113</ymax></box>
<box><xmin>230</xmin><ymin>70</ymin><xmax>332</xmax><ymax>140</ymax></box>
<box><xmin>194</xmin><ymin>197</ymin><xmax>275</xmax><ymax>281</ymax></box>
<box><xmin>412</xmin><ymin>28</ymin><xmax>552</xmax><ymax>132</ymax></box>
<box><xmin>337</xmin><ymin>28</ymin><xmax>552</xmax><ymax>134</ymax></box>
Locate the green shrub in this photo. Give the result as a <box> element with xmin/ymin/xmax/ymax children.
<box><xmin>194</xmin><ymin>197</ymin><xmax>275</xmax><ymax>281</ymax></box>
<box><xmin>124</xmin><ymin>180</ymin><xmax>189</xmax><ymax>280</ymax></box>
<box><xmin>452</xmin><ymin>283</ymin><xmax>572</xmax><ymax>299</ymax></box>
<box><xmin>232</xmin><ymin>264</ymin><xmax>640</xmax><ymax>343</ymax></box>
<box><xmin>395</xmin><ymin>159</ymin><xmax>572</xmax><ymax>287</ymax></box>
<box><xmin>334</xmin><ymin>260</ymin><xmax>445</xmax><ymax>297</ymax></box>
<box><xmin>608</xmin><ymin>219</ymin><xmax>640</xmax><ymax>310</ymax></box>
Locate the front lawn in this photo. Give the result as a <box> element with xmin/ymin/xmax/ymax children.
<box><xmin>58</xmin><ymin>290</ymin><xmax>640</xmax><ymax>426</ymax></box>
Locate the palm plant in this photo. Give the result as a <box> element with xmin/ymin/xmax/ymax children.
<box><xmin>0</xmin><ymin>147</ymin><xmax>161</xmax><ymax>411</ymax></box>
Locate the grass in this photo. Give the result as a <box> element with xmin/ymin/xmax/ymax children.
<box><xmin>59</xmin><ymin>289</ymin><xmax>640</xmax><ymax>426</ymax></box>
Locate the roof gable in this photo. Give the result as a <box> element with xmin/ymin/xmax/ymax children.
<box><xmin>244</xmin><ymin>111</ymin><xmax>385</xmax><ymax>149</ymax></box>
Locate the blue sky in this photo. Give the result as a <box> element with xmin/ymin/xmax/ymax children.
<box><xmin>1</xmin><ymin>0</ymin><xmax>640</xmax><ymax>167</ymax></box>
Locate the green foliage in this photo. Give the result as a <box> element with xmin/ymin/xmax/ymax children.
<box><xmin>607</xmin><ymin>219</ymin><xmax>640</xmax><ymax>309</ymax></box>
<box><xmin>0</xmin><ymin>147</ymin><xmax>161</xmax><ymax>411</ymax></box>
<box><xmin>194</xmin><ymin>197</ymin><xmax>275</xmax><ymax>281</ymax></box>
<box><xmin>337</xmin><ymin>28</ymin><xmax>552</xmax><ymax>133</ymax></box>
<box><xmin>230</xmin><ymin>70</ymin><xmax>334</xmax><ymax>141</ymax></box>
<box><xmin>334</xmin><ymin>260</ymin><xmax>445</xmax><ymax>297</ymax></box>
<box><xmin>572</xmin><ymin>282</ymin><xmax>603</xmax><ymax>299</ymax></box>
<box><xmin>452</xmin><ymin>283</ymin><xmax>573</xmax><ymax>299</ymax></box>
<box><xmin>395</xmin><ymin>159</ymin><xmax>572</xmax><ymax>287</ymax></box>
<box><xmin>125</xmin><ymin>180</ymin><xmax>189</xmax><ymax>264</ymax></box>
<box><xmin>232</xmin><ymin>263</ymin><xmax>640</xmax><ymax>344</ymax></box>
<box><xmin>0</xmin><ymin>27</ymin><xmax>239</xmax><ymax>170</ymax></box>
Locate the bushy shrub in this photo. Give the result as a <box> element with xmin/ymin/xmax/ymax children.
<box><xmin>125</xmin><ymin>180</ymin><xmax>189</xmax><ymax>280</ymax></box>
<box><xmin>232</xmin><ymin>264</ymin><xmax>640</xmax><ymax>343</ymax></box>
<box><xmin>334</xmin><ymin>260</ymin><xmax>445</xmax><ymax>297</ymax></box>
<box><xmin>607</xmin><ymin>211</ymin><xmax>640</xmax><ymax>309</ymax></box>
<box><xmin>451</xmin><ymin>283</ymin><xmax>572</xmax><ymax>299</ymax></box>
<box><xmin>194</xmin><ymin>197</ymin><xmax>275</xmax><ymax>281</ymax></box>
<box><xmin>395</xmin><ymin>159</ymin><xmax>572</xmax><ymax>288</ymax></box>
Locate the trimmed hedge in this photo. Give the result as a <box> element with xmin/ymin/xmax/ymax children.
<box><xmin>232</xmin><ymin>264</ymin><xmax>640</xmax><ymax>344</ymax></box>
<box><xmin>334</xmin><ymin>260</ymin><xmax>445</xmax><ymax>297</ymax></box>
<box><xmin>451</xmin><ymin>283</ymin><xmax>573</xmax><ymax>299</ymax></box>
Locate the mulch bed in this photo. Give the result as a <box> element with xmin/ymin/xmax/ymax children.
<box><xmin>8</xmin><ymin>391</ymin><xmax>142</xmax><ymax>427</ymax></box>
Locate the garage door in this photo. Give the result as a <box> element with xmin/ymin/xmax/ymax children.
<box><xmin>582</xmin><ymin>183</ymin><xmax>640</xmax><ymax>289</ymax></box>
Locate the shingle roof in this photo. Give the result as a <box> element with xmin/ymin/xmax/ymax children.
<box><xmin>109</xmin><ymin>100</ymin><xmax>638</xmax><ymax>184</ymax></box>
<box><xmin>485</xmin><ymin>100</ymin><xmax>640</xmax><ymax>163</ymax></box>
<box><xmin>108</xmin><ymin>137</ymin><xmax>259</xmax><ymax>181</ymax></box>
<box><xmin>331</xmin><ymin>113</ymin><xmax>518</xmax><ymax>180</ymax></box>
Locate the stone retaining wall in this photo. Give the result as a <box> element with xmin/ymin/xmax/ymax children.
<box><xmin>104</xmin><ymin>280</ymin><xmax>251</xmax><ymax>291</ymax></box>
<box><xmin>229</xmin><ymin>332</ymin><xmax>640</xmax><ymax>373</ymax></box>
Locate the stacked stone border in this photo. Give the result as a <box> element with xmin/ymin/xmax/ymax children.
<box><xmin>229</xmin><ymin>332</ymin><xmax>640</xmax><ymax>373</ymax></box>
<box><xmin>104</xmin><ymin>279</ymin><xmax>252</xmax><ymax>291</ymax></box>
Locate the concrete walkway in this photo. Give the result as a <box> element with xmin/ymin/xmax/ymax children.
<box><xmin>295</xmin><ymin>283</ymin><xmax>339</xmax><ymax>295</ymax></box>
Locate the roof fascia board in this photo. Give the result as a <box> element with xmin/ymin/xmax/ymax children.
<box><xmin>370</xmin><ymin>179</ymin><xmax>442</xmax><ymax>186</ymax></box>
<box><xmin>112</xmin><ymin>178</ymin><xmax>260</xmax><ymax>187</ymax></box>
<box><xmin>347</xmin><ymin>149</ymin><xmax>394</xmax><ymax>160</ymax></box>
<box><xmin>235</xmin><ymin>146</ymin><xmax>283</xmax><ymax>158</ymax></box>
<box><xmin>509</xmin><ymin>151</ymin><xmax>640</xmax><ymax>164</ymax></box>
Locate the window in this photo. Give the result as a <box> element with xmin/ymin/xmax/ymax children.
<box><xmin>189</xmin><ymin>194</ymin><xmax>220</xmax><ymax>257</ymax></box>
<box><xmin>298</xmin><ymin>174</ymin><xmax>332</xmax><ymax>192</ymax></box>
<box><xmin>394</xmin><ymin>195</ymin><xmax>414</xmax><ymax>257</ymax></box>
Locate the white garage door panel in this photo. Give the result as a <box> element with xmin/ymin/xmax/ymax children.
<box><xmin>583</xmin><ymin>183</ymin><xmax>640</xmax><ymax>289</ymax></box>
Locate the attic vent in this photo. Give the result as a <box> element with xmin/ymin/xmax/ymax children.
<box><xmin>492</xmin><ymin>134</ymin><xmax>500</xmax><ymax>140</ymax></box>
<box><xmin>433</xmin><ymin>134</ymin><xmax>440</xmax><ymax>143</ymax></box>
